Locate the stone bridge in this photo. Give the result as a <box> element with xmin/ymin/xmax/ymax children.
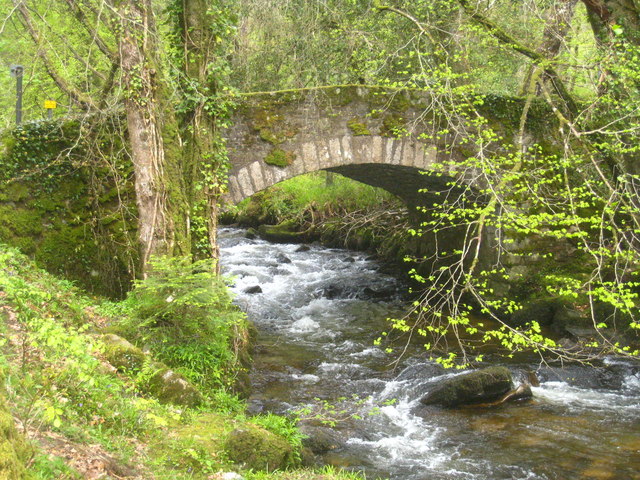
<box><xmin>224</xmin><ymin>87</ymin><xmax>555</xmax><ymax>207</ymax></box>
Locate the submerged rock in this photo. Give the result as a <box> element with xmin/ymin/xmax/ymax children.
<box><xmin>244</xmin><ymin>285</ymin><xmax>263</xmax><ymax>294</ymax></box>
<box><xmin>245</xmin><ymin>228</ymin><xmax>259</xmax><ymax>240</ymax></box>
<box><xmin>420</xmin><ymin>366</ymin><xmax>513</xmax><ymax>407</ymax></box>
<box><xmin>224</xmin><ymin>425</ymin><xmax>294</xmax><ymax>471</ymax></box>
<box><xmin>295</xmin><ymin>245</ymin><xmax>311</xmax><ymax>253</ymax></box>
<box><xmin>299</xmin><ymin>425</ymin><xmax>345</xmax><ymax>454</ymax></box>
<box><xmin>275</xmin><ymin>253</ymin><xmax>292</xmax><ymax>264</ymax></box>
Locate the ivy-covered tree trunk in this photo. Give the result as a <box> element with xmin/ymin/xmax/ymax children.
<box><xmin>116</xmin><ymin>0</ymin><xmax>190</xmax><ymax>276</ymax></box>
<box><xmin>176</xmin><ymin>0</ymin><xmax>233</xmax><ymax>273</ymax></box>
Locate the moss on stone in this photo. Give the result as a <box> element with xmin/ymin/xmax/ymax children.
<box><xmin>101</xmin><ymin>334</ymin><xmax>147</xmax><ymax>372</ymax></box>
<box><xmin>174</xmin><ymin>412</ymin><xmax>229</xmax><ymax>454</ymax></box>
<box><xmin>258</xmin><ymin>220</ymin><xmax>305</xmax><ymax>243</ymax></box>
<box><xmin>224</xmin><ymin>425</ymin><xmax>293</xmax><ymax>471</ymax></box>
<box><xmin>264</xmin><ymin>148</ymin><xmax>296</xmax><ymax>168</ymax></box>
<box><xmin>347</xmin><ymin>119</ymin><xmax>371</xmax><ymax>136</ymax></box>
<box><xmin>380</xmin><ymin>114</ymin><xmax>407</xmax><ymax>138</ymax></box>
<box><xmin>251</xmin><ymin>109</ymin><xmax>298</xmax><ymax>145</ymax></box>
<box><xmin>146</xmin><ymin>363</ymin><xmax>203</xmax><ymax>408</ymax></box>
<box><xmin>421</xmin><ymin>366</ymin><xmax>513</xmax><ymax>407</ymax></box>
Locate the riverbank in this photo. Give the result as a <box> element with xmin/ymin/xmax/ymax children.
<box><xmin>223</xmin><ymin>172</ymin><xmax>414</xmax><ymax>270</ymax></box>
<box><xmin>0</xmin><ymin>244</ymin><xmax>363</xmax><ymax>480</ymax></box>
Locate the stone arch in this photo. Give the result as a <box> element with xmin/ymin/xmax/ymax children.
<box><xmin>226</xmin><ymin>135</ymin><xmax>439</xmax><ymax>204</ymax></box>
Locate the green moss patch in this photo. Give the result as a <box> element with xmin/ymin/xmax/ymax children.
<box><xmin>251</xmin><ymin>109</ymin><xmax>298</xmax><ymax>145</ymax></box>
<box><xmin>0</xmin><ymin>377</ymin><xmax>32</xmax><ymax>479</ymax></box>
<box><xmin>258</xmin><ymin>220</ymin><xmax>305</xmax><ymax>243</ymax></box>
<box><xmin>264</xmin><ymin>148</ymin><xmax>296</xmax><ymax>168</ymax></box>
<box><xmin>347</xmin><ymin>119</ymin><xmax>371</xmax><ymax>136</ymax></box>
<box><xmin>380</xmin><ymin>114</ymin><xmax>407</xmax><ymax>138</ymax></box>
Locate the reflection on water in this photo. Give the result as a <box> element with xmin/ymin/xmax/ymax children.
<box><xmin>220</xmin><ymin>227</ymin><xmax>640</xmax><ymax>480</ymax></box>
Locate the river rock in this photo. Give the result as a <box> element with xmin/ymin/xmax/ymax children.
<box><xmin>257</xmin><ymin>221</ymin><xmax>305</xmax><ymax>243</ymax></box>
<box><xmin>298</xmin><ymin>424</ymin><xmax>346</xmax><ymax>454</ymax></box>
<box><xmin>295</xmin><ymin>245</ymin><xmax>311</xmax><ymax>252</ymax></box>
<box><xmin>420</xmin><ymin>366</ymin><xmax>513</xmax><ymax>407</ymax></box>
<box><xmin>245</xmin><ymin>228</ymin><xmax>259</xmax><ymax>239</ymax></box>
<box><xmin>321</xmin><ymin>285</ymin><xmax>344</xmax><ymax>299</ymax></box>
<box><xmin>225</xmin><ymin>425</ymin><xmax>294</xmax><ymax>471</ymax></box>
<box><xmin>275</xmin><ymin>253</ymin><xmax>292</xmax><ymax>264</ymax></box>
<box><xmin>244</xmin><ymin>285</ymin><xmax>262</xmax><ymax>294</ymax></box>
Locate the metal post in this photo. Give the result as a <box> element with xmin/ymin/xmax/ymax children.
<box><xmin>10</xmin><ymin>65</ymin><xmax>24</xmax><ymax>125</ymax></box>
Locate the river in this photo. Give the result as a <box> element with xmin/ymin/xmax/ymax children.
<box><xmin>219</xmin><ymin>227</ymin><xmax>640</xmax><ymax>480</ymax></box>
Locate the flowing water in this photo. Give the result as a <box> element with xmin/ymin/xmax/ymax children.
<box><xmin>220</xmin><ymin>227</ymin><xmax>640</xmax><ymax>480</ymax></box>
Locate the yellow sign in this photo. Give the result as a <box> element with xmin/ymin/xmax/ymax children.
<box><xmin>44</xmin><ymin>100</ymin><xmax>57</xmax><ymax>109</ymax></box>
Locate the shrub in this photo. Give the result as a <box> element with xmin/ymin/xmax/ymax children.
<box><xmin>117</xmin><ymin>256</ymin><xmax>248</xmax><ymax>394</ymax></box>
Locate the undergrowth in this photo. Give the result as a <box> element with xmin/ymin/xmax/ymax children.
<box><xmin>0</xmin><ymin>245</ymin><xmax>365</xmax><ymax>479</ymax></box>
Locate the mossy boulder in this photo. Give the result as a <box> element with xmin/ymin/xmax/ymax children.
<box><xmin>101</xmin><ymin>334</ymin><xmax>146</xmax><ymax>372</ymax></box>
<box><xmin>146</xmin><ymin>363</ymin><xmax>203</xmax><ymax>408</ymax></box>
<box><xmin>420</xmin><ymin>367</ymin><xmax>513</xmax><ymax>407</ymax></box>
<box><xmin>257</xmin><ymin>220</ymin><xmax>305</xmax><ymax>243</ymax></box>
<box><xmin>224</xmin><ymin>425</ymin><xmax>293</xmax><ymax>471</ymax></box>
<box><xmin>0</xmin><ymin>380</ymin><xmax>32</xmax><ymax>479</ymax></box>
<box><xmin>101</xmin><ymin>335</ymin><xmax>202</xmax><ymax>407</ymax></box>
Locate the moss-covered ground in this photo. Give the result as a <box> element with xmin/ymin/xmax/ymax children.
<box><xmin>0</xmin><ymin>244</ymin><xmax>366</xmax><ymax>480</ymax></box>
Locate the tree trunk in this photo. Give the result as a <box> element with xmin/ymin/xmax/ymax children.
<box><xmin>178</xmin><ymin>0</ymin><xmax>231</xmax><ymax>274</ymax></box>
<box><xmin>116</xmin><ymin>0</ymin><xmax>190</xmax><ymax>276</ymax></box>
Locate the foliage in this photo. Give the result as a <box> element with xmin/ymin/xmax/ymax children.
<box><xmin>116</xmin><ymin>255</ymin><xmax>247</xmax><ymax>393</ymax></box>
<box><xmin>0</xmin><ymin>120</ymin><xmax>81</xmax><ymax>188</ymax></box>
<box><xmin>367</xmin><ymin>0</ymin><xmax>640</xmax><ymax>366</ymax></box>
